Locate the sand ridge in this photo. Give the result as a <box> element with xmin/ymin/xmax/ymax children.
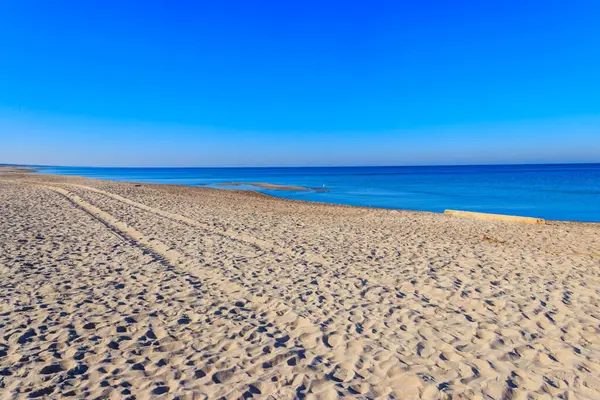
<box><xmin>1</xmin><ymin>169</ymin><xmax>600</xmax><ymax>399</ymax></box>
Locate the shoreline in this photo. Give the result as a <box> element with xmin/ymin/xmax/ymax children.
<box><xmin>3</xmin><ymin>165</ymin><xmax>599</xmax><ymax>232</ymax></box>
<box><xmin>25</xmin><ymin>166</ymin><xmax>598</xmax><ymax>225</ymax></box>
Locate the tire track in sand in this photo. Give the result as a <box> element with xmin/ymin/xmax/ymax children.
<box><xmin>35</xmin><ymin>183</ymin><xmax>329</xmax><ymax>358</ymax></box>
<box><xmin>51</xmin><ymin>182</ymin><xmax>414</xmax><ymax>358</ymax></box>
<box><xmin>9</xmin><ymin>181</ymin><xmax>399</xmax><ymax>328</ymax></box>
<box><xmin>53</xmin><ymin>182</ymin><xmax>405</xmax><ymax>318</ymax></box>
<box><xmin>61</xmin><ymin>182</ymin><xmax>330</xmax><ymax>266</ymax></box>
<box><xmin>58</xmin><ymin>182</ymin><xmax>387</xmax><ymax>286</ymax></box>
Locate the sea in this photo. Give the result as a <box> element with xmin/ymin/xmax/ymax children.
<box><xmin>36</xmin><ymin>164</ymin><xmax>600</xmax><ymax>222</ymax></box>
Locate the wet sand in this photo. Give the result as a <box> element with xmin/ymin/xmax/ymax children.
<box><xmin>1</xmin><ymin>167</ymin><xmax>599</xmax><ymax>399</ymax></box>
<box><xmin>217</xmin><ymin>182</ymin><xmax>313</xmax><ymax>191</ymax></box>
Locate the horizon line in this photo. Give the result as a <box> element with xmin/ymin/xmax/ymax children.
<box><xmin>3</xmin><ymin>161</ymin><xmax>600</xmax><ymax>169</ymax></box>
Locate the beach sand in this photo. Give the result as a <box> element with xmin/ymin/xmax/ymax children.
<box><xmin>1</xmin><ymin>167</ymin><xmax>599</xmax><ymax>399</ymax></box>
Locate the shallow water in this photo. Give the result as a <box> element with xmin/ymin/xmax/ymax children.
<box><xmin>37</xmin><ymin>164</ymin><xmax>600</xmax><ymax>222</ymax></box>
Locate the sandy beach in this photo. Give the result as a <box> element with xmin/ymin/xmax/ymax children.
<box><xmin>1</xmin><ymin>167</ymin><xmax>599</xmax><ymax>399</ymax></box>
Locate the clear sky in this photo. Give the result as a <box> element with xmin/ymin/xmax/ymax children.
<box><xmin>1</xmin><ymin>1</ymin><xmax>599</xmax><ymax>167</ymax></box>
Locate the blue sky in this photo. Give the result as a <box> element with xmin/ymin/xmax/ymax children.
<box><xmin>1</xmin><ymin>1</ymin><xmax>599</xmax><ymax>166</ymax></box>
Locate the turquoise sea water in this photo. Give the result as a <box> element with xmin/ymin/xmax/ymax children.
<box><xmin>37</xmin><ymin>164</ymin><xmax>600</xmax><ymax>222</ymax></box>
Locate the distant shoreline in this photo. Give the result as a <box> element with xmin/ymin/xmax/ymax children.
<box><xmin>21</xmin><ymin>164</ymin><xmax>600</xmax><ymax>223</ymax></box>
<box><xmin>2</xmin><ymin>165</ymin><xmax>597</xmax><ymax>225</ymax></box>
<box><xmin>0</xmin><ymin>165</ymin><xmax>37</xmax><ymax>173</ymax></box>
